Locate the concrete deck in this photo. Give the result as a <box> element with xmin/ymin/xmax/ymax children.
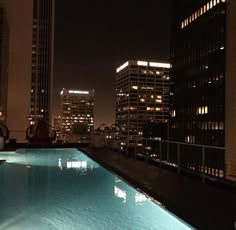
<box><xmin>80</xmin><ymin>147</ymin><xmax>236</xmax><ymax>230</ymax></box>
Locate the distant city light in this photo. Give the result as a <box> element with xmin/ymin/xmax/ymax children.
<box><xmin>137</xmin><ymin>61</ymin><xmax>148</xmax><ymax>66</ymax></box>
<box><xmin>68</xmin><ymin>90</ymin><xmax>89</xmax><ymax>94</ymax></box>
<box><xmin>116</xmin><ymin>61</ymin><xmax>129</xmax><ymax>73</ymax></box>
<box><xmin>149</xmin><ymin>62</ymin><xmax>171</xmax><ymax>68</ymax></box>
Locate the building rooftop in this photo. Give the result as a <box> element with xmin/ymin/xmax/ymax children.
<box><xmin>116</xmin><ymin>60</ymin><xmax>171</xmax><ymax>73</ymax></box>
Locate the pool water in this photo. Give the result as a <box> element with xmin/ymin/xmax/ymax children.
<box><xmin>0</xmin><ymin>149</ymin><xmax>193</xmax><ymax>230</ymax></box>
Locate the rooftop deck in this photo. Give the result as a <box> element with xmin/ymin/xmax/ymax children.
<box><xmin>81</xmin><ymin>147</ymin><xmax>236</xmax><ymax>230</ymax></box>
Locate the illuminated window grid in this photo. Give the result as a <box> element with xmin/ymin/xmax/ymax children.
<box><xmin>116</xmin><ymin>60</ymin><xmax>170</xmax><ymax>144</ymax></box>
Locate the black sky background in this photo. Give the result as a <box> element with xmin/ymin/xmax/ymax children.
<box><xmin>53</xmin><ymin>0</ymin><xmax>172</xmax><ymax>127</ymax></box>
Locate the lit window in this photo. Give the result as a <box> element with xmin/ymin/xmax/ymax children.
<box><xmin>155</xmin><ymin>99</ymin><xmax>162</xmax><ymax>103</ymax></box>
<box><xmin>185</xmin><ymin>136</ymin><xmax>195</xmax><ymax>144</ymax></box>
<box><xmin>137</xmin><ymin>61</ymin><xmax>148</xmax><ymax>66</ymax></box>
<box><xmin>131</xmin><ymin>86</ymin><xmax>138</xmax><ymax>90</ymax></box>
<box><xmin>210</xmin><ymin>0</ymin><xmax>213</xmax><ymax>8</ymax></box>
<box><xmin>171</xmin><ymin>110</ymin><xmax>176</xmax><ymax>117</ymax></box>
<box><xmin>196</xmin><ymin>106</ymin><xmax>208</xmax><ymax>115</ymax></box>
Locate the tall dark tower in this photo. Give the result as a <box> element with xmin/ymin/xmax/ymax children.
<box><xmin>30</xmin><ymin>0</ymin><xmax>55</xmax><ymax>127</ymax></box>
<box><xmin>170</xmin><ymin>0</ymin><xmax>226</xmax><ymax>146</ymax></box>
<box><xmin>170</xmin><ymin>0</ymin><xmax>236</xmax><ymax>178</ymax></box>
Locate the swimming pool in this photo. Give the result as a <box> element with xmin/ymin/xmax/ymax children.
<box><xmin>0</xmin><ymin>149</ymin><xmax>193</xmax><ymax>230</ymax></box>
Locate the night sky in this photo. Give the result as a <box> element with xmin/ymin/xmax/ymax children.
<box><xmin>53</xmin><ymin>0</ymin><xmax>172</xmax><ymax>127</ymax></box>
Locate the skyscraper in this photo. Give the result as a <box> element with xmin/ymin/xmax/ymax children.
<box><xmin>30</xmin><ymin>0</ymin><xmax>55</xmax><ymax>126</ymax></box>
<box><xmin>170</xmin><ymin>0</ymin><xmax>236</xmax><ymax>177</ymax></box>
<box><xmin>60</xmin><ymin>89</ymin><xmax>94</xmax><ymax>136</ymax></box>
<box><xmin>116</xmin><ymin>60</ymin><xmax>170</xmax><ymax>146</ymax></box>
<box><xmin>0</xmin><ymin>0</ymin><xmax>54</xmax><ymax>142</ymax></box>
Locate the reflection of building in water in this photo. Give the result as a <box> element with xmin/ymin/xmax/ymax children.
<box><xmin>114</xmin><ymin>177</ymin><xmax>149</xmax><ymax>204</ymax></box>
<box><xmin>114</xmin><ymin>176</ymin><xmax>121</xmax><ymax>183</ymax></box>
<box><xmin>27</xmin><ymin>165</ymin><xmax>50</xmax><ymax>205</ymax></box>
<box><xmin>67</xmin><ymin>161</ymin><xmax>87</xmax><ymax>170</ymax></box>
<box><xmin>58</xmin><ymin>158</ymin><xmax>89</xmax><ymax>174</ymax></box>
<box><xmin>135</xmin><ymin>193</ymin><xmax>147</xmax><ymax>204</ymax></box>
<box><xmin>114</xmin><ymin>186</ymin><xmax>126</xmax><ymax>203</ymax></box>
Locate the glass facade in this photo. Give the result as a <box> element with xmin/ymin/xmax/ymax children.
<box><xmin>30</xmin><ymin>0</ymin><xmax>54</xmax><ymax>126</ymax></box>
<box><xmin>60</xmin><ymin>89</ymin><xmax>94</xmax><ymax>135</ymax></box>
<box><xmin>170</xmin><ymin>0</ymin><xmax>226</xmax><ymax>147</ymax></box>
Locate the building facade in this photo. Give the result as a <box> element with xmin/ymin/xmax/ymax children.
<box><xmin>0</xmin><ymin>7</ymin><xmax>8</xmax><ymax>123</ymax></box>
<box><xmin>60</xmin><ymin>89</ymin><xmax>94</xmax><ymax>136</ymax></box>
<box><xmin>116</xmin><ymin>60</ymin><xmax>170</xmax><ymax>146</ymax></box>
<box><xmin>53</xmin><ymin>116</ymin><xmax>62</xmax><ymax>140</ymax></box>
<box><xmin>0</xmin><ymin>0</ymin><xmax>54</xmax><ymax>142</ymax></box>
<box><xmin>30</xmin><ymin>0</ymin><xmax>55</xmax><ymax>127</ymax></box>
<box><xmin>170</xmin><ymin>0</ymin><xmax>236</xmax><ymax>177</ymax></box>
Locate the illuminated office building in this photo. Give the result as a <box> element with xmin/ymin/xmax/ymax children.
<box><xmin>116</xmin><ymin>60</ymin><xmax>170</xmax><ymax>146</ymax></box>
<box><xmin>53</xmin><ymin>116</ymin><xmax>62</xmax><ymax>139</ymax></box>
<box><xmin>170</xmin><ymin>0</ymin><xmax>236</xmax><ymax>177</ymax></box>
<box><xmin>60</xmin><ymin>89</ymin><xmax>94</xmax><ymax>134</ymax></box>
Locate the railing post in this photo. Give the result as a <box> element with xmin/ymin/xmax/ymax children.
<box><xmin>145</xmin><ymin>138</ymin><xmax>148</xmax><ymax>164</ymax></box>
<box><xmin>177</xmin><ymin>143</ymin><xmax>181</xmax><ymax>174</ymax></box>
<box><xmin>202</xmin><ymin>146</ymin><xmax>206</xmax><ymax>184</ymax></box>
<box><xmin>167</xmin><ymin>141</ymin><xmax>170</xmax><ymax>162</ymax></box>
<box><xmin>134</xmin><ymin>138</ymin><xmax>137</xmax><ymax>160</ymax></box>
<box><xmin>159</xmin><ymin>141</ymin><xmax>162</xmax><ymax>168</ymax></box>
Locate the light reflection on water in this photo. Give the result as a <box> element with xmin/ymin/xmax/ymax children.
<box><xmin>0</xmin><ymin>149</ymin><xmax>193</xmax><ymax>230</ymax></box>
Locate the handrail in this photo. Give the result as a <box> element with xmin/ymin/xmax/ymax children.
<box><xmin>102</xmin><ymin>134</ymin><xmax>236</xmax><ymax>184</ymax></box>
<box><xmin>141</xmin><ymin>137</ymin><xmax>235</xmax><ymax>152</ymax></box>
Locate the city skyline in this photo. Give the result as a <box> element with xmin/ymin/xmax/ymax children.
<box><xmin>53</xmin><ymin>0</ymin><xmax>172</xmax><ymax>127</ymax></box>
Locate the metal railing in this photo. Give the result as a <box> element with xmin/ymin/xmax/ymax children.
<box><xmin>106</xmin><ymin>137</ymin><xmax>236</xmax><ymax>184</ymax></box>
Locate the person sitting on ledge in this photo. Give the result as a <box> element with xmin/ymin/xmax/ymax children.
<box><xmin>27</xmin><ymin>119</ymin><xmax>56</xmax><ymax>145</ymax></box>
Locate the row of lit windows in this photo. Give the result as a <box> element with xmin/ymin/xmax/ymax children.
<box><xmin>62</xmin><ymin>117</ymin><xmax>93</xmax><ymax>122</ymax></box>
<box><xmin>128</xmin><ymin>70</ymin><xmax>168</xmax><ymax>76</ymax></box>
<box><xmin>171</xmin><ymin>106</ymin><xmax>209</xmax><ymax>117</ymax></box>
<box><xmin>181</xmin><ymin>0</ymin><xmax>225</xmax><ymax>29</ymax></box>
<box><xmin>172</xmin><ymin>121</ymin><xmax>224</xmax><ymax>131</ymax></box>
<box><xmin>196</xmin><ymin>106</ymin><xmax>208</xmax><ymax>115</ymax></box>
<box><xmin>147</xmin><ymin>107</ymin><xmax>163</xmax><ymax>111</ymax></box>
<box><xmin>118</xmin><ymin>106</ymin><xmax>167</xmax><ymax>111</ymax></box>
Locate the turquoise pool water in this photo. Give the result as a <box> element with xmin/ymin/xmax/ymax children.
<box><xmin>0</xmin><ymin>149</ymin><xmax>193</xmax><ymax>230</ymax></box>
